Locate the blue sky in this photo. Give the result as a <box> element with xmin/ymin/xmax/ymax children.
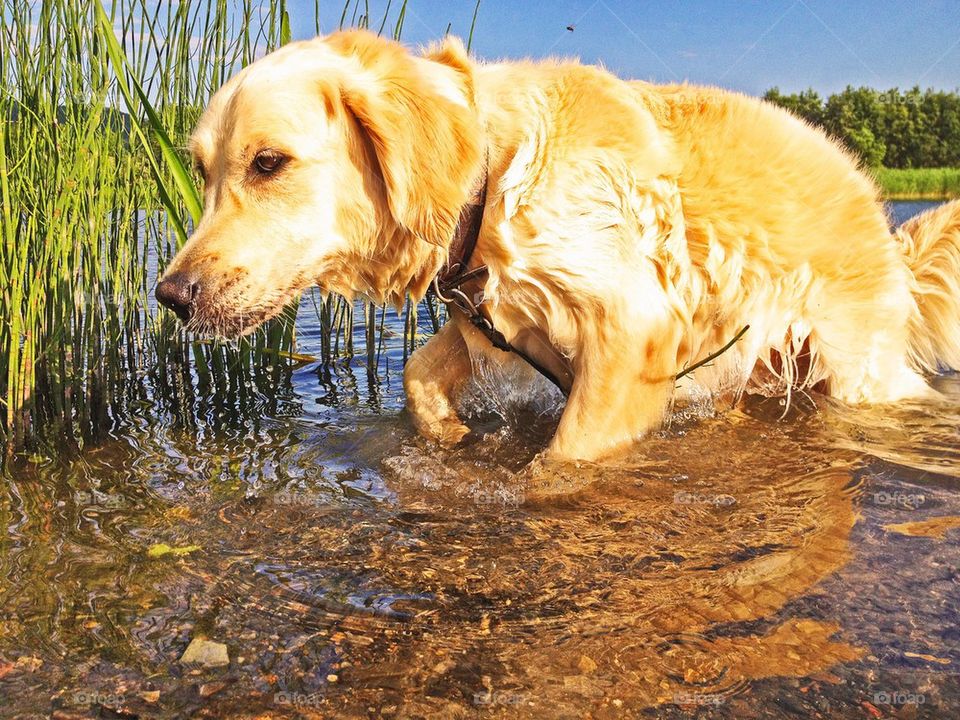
<box><xmin>287</xmin><ymin>0</ymin><xmax>960</xmax><ymax>95</ymax></box>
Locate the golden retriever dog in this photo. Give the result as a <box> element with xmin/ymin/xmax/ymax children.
<box><xmin>156</xmin><ymin>30</ymin><xmax>960</xmax><ymax>462</ymax></box>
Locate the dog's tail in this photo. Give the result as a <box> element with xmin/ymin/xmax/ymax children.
<box><xmin>898</xmin><ymin>199</ymin><xmax>960</xmax><ymax>373</ymax></box>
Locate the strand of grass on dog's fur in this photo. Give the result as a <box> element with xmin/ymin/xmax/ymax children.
<box><xmin>675</xmin><ymin>325</ymin><xmax>750</xmax><ymax>381</ymax></box>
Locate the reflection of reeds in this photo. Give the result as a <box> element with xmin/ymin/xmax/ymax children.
<box><xmin>0</xmin><ymin>0</ymin><xmax>472</xmax><ymax>459</ymax></box>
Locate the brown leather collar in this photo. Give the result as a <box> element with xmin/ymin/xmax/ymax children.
<box><xmin>428</xmin><ymin>166</ymin><xmax>570</xmax><ymax>396</ymax></box>
<box><xmin>436</xmin><ymin>170</ymin><xmax>489</xmax><ymax>291</ymax></box>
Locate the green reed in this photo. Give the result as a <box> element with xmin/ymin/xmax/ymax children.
<box><xmin>874</xmin><ymin>167</ymin><xmax>960</xmax><ymax>200</ymax></box>
<box><xmin>1</xmin><ymin>0</ymin><xmax>472</xmax><ymax>459</ymax></box>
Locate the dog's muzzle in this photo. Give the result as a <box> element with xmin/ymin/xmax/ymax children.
<box><xmin>155</xmin><ymin>272</ymin><xmax>201</xmax><ymax>321</ymax></box>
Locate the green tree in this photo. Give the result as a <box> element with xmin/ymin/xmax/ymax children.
<box><xmin>763</xmin><ymin>85</ymin><xmax>960</xmax><ymax>169</ymax></box>
<box><xmin>821</xmin><ymin>86</ymin><xmax>886</xmax><ymax>167</ymax></box>
<box><xmin>763</xmin><ymin>87</ymin><xmax>824</xmax><ymax>126</ymax></box>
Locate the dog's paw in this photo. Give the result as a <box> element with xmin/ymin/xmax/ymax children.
<box><xmin>434</xmin><ymin>420</ymin><xmax>471</xmax><ymax>447</ymax></box>
<box><xmin>518</xmin><ymin>452</ymin><xmax>604</xmax><ymax>503</ymax></box>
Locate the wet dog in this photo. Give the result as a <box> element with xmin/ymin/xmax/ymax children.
<box><xmin>157</xmin><ymin>30</ymin><xmax>960</xmax><ymax>461</ymax></box>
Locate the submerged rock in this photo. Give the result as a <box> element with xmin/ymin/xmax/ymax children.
<box><xmin>180</xmin><ymin>638</ymin><xmax>229</xmax><ymax>668</ymax></box>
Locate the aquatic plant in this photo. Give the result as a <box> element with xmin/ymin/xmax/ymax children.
<box><xmin>0</xmin><ymin>0</ymin><xmax>464</xmax><ymax>459</ymax></box>
<box><xmin>874</xmin><ymin>167</ymin><xmax>960</xmax><ymax>200</ymax></box>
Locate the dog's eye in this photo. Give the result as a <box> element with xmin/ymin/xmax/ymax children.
<box><xmin>252</xmin><ymin>150</ymin><xmax>287</xmax><ymax>175</ymax></box>
<box><xmin>194</xmin><ymin>161</ymin><xmax>206</xmax><ymax>182</ymax></box>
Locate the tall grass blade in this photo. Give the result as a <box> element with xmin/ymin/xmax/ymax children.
<box><xmin>281</xmin><ymin>5</ymin><xmax>292</xmax><ymax>46</ymax></box>
<box><xmin>94</xmin><ymin>1</ymin><xmax>202</xmax><ymax>233</ymax></box>
<box><xmin>467</xmin><ymin>0</ymin><xmax>481</xmax><ymax>51</ymax></box>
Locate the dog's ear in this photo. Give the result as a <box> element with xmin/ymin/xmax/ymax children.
<box><xmin>327</xmin><ymin>31</ymin><xmax>483</xmax><ymax>247</ymax></box>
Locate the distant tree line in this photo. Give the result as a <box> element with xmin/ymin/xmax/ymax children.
<box><xmin>763</xmin><ymin>86</ymin><xmax>960</xmax><ymax>169</ymax></box>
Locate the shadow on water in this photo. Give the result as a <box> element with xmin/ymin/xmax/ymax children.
<box><xmin>1</xmin><ymin>202</ymin><xmax>959</xmax><ymax>718</ymax></box>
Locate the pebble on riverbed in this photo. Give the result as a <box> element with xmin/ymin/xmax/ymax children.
<box><xmin>180</xmin><ymin>638</ymin><xmax>230</xmax><ymax>667</ymax></box>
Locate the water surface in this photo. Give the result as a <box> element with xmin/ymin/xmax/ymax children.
<box><xmin>0</xmin><ymin>201</ymin><xmax>957</xmax><ymax>719</ymax></box>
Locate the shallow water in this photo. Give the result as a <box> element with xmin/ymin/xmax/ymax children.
<box><xmin>1</xmin><ymin>201</ymin><xmax>958</xmax><ymax>719</ymax></box>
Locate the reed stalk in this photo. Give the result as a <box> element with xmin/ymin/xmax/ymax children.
<box><xmin>1</xmin><ymin>1</ymin><xmax>467</xmax><ymax>460</ymax></box>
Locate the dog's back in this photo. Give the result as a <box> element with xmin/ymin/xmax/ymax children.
<box><xmin>630</xmin><ymin>81</ymin><xmax>960</xmax><ymax>402</ymax></box>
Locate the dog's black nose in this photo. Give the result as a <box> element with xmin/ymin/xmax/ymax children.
<box><xmin>155</xmin><ymin>273</ymin><xmax>200</xmax><ymax>321</ymax></box>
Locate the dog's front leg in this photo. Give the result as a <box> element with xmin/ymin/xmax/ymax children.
<box><xmin>403</xmin><ymin>318</ymin><xmax>473</xmax><ymax>445</ymax></box>
<box><xmin>547</xmin><ymin>328</ymin><xmax>679</xmax><ymax>462</ymax></box>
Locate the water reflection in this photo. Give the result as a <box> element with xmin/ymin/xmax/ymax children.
<box><xmin>5</xmin><ymin>389</ymin><xmax>953</xmax><ymax>718</ymax></box>
<box><xmin>365</xmin><ymin>405</ymin><xmax>865</xmax><ymax>715</ymax></box>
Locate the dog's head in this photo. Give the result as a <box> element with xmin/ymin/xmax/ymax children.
<box><xmin>155</xmin><ymin>30</ymin><xmax>483</xmax><ymax>336</ymax></box>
